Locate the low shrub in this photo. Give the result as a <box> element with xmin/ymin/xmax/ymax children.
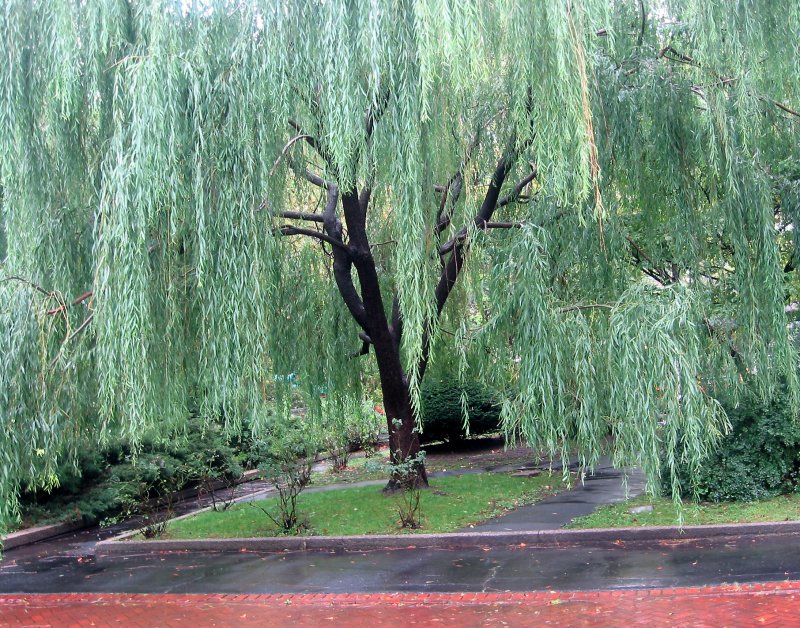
<box><xmin>418</xmin><ymin>380</ymin><xmax>501</xmax><ymax>444</ymax></box>
<box><xmin>249</xmin><ymin>416</ymin><xmax>320</xmax><ymax>534</ymax></box>
<box><xmin>319</xmin><ymin>399</ymin><xmax>385</xmax><ymax>471</ymax></box>
<box><xmin>17</xmin><ymin>415</ymin><xmax>244</xmax><ymax>528</ymax></box>
<box><xmin>670</xmin><ymin>387</ymin><xmax>800</xmax><ymax>502</ymax></box>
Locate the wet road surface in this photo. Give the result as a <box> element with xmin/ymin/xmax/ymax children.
<box><xmin>2</xmin><ymin>533</ymin><xmax>799</xmax><ymax>594</ymax></box>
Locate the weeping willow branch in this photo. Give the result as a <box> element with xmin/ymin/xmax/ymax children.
<box><xmin>270</xmin><ymin>134</ymin><xmax>312</xmax><ymax>177</ymax></box>
<box><xmin>438</xmin><ymin>220</ymin><xmax>526</xmax><ymax>255</ymax></box>
<box><xmin>438</xmin><ymin>166</ymin><xmax>536</xmax><ymax>255</ymax></box>
<box><xmin>434</xmin><ymin>128</ymin><xmax>483</xmax><ymax>237</ymax></box>
<box><xmin>1</xmin><ymin>275</ymin><xmax>52</xmax><ymax>298</ymax></box>
<box><xmin>49</xmin><ymin>314</ymin><xmax>94</xmax><ymax>369</ymax></box>
<box><xmin>318</xmin><ymin>185</ymin><xmax>370</xmax><ymax>334</ymax></box>
<box><xmin>559</xmin><ymin>303</ymin><xmax>614</xmax><ymax>314</ymax></box>
<box><xmin>46</xmin><ymin>290</ymin><xmax>93</xmax><ymax>316</ymax></box>
<box><xmin>287</xmin><ymin>118</ymin><xmax>333</xmax><ymax>165</ymax></box>
<box><xmin>771</xmin><ymin>99</ymin><xmax>800</xmax><ymax>120</ymax></box>
<box><xmin>496</xmin><ymin>166</ymin><xmax>538</xmax><ymax>208</ymax></box>
<box><xmin>658</xmin><ymin>45</ymin><xmax>700</xmax><ymax>67</ymax></box>
<box><xmin>419</xmin><ymin>136</ymin><xmax>526</xmax><ymax>381</ymax></box>
<box><xmin>637</xmin><ymin>0</ymin><xmax>646</xmax><ymax>47</ymax></box>
<box><xmin>625</xmin><ymin>235</ymin><xmax>675</xmax><ymax>285</ymax></box>
<box><xmin>285</xmin><ymin>155</ymin><xmax>329</xmax><ymax>188</ymax></box>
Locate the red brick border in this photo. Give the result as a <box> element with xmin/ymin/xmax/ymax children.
<box><xmin>3</xmin><ymin>583</ymin><xmax>800</xmax><ymax>627</ymax></box>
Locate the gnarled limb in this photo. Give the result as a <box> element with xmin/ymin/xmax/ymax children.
<box><xmin>419</xmin><ymin>137</ymin><xmax>527</xmax><ymax>382</ymax></box>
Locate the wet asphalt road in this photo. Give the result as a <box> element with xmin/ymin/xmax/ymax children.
<box><xmin>2</xmin><ymin>534</ymin><xmax>800</xmax><ymax>594</ymax></box>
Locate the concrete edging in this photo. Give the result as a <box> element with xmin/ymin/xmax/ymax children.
<box><xmin>2</xmin><ymin>520</ymin><xmax>89</xmax><ymax>551</ymax></box>
<box><xmin>94</xmin><ymin>519</ymin><xmax>800</xmax><ymax>558</ymax></box>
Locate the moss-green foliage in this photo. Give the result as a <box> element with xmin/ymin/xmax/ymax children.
<box><xmin>419</xmin><ymin>380</ymin><xmax>500</xmax><ymax>443</ymax></box>
<box><xmin>670</xmin><ymin>387</ymin><xmax>800</xmax><ymax>502</ymax></box>
<box><xmin>15</xmin><ymin>417</ymin><xmax>243</xmax><ymax>529</ymax></box>
<box><xmin>2</xmin><ymin>0</ymin><xmax>800</xmax><ymax>535</ymax></box>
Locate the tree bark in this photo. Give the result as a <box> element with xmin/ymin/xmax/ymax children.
<box><xmin>377</xmin><ymin>364</ymin><xmax>429</xmax><ymax>492</ymax></box>
<box><xmin>337</xmin><ymin>192</ymin><xmax>429</xmax><ymax>490</ymax></box>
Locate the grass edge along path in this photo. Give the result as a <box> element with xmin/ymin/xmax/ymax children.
<box><xmin>160</xmin><ymin>472</ymin><xmax>564</xmax><ymax>539</ymax></box>
<box><xmin>568</xmin><ymin>493</ymin><xmax>800</xmax><ymax>529</ymax></box>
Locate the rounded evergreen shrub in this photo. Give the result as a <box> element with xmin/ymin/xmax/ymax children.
<box><xmin>418</xmin><ymin>380</ymin><xmax>501</xmax><ymax>444</ymax></box>
<box><xmin>671</xmin><ymin>387</ymin><xmax>800</xmax><ymax>502</ymax></box>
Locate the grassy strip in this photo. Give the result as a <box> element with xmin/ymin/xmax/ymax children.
<box><xmin>163</xmin><ymin>472</ymin><xmax>562</xmax><ymax>539</ymax></box>
<box><xmin>567</xmin><ymin>494</ymin><xmax>800</xmax><ymax>529</ymax></box>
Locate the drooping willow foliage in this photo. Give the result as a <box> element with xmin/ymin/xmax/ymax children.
<box><xmin>1</xmin><ymin>0</ymin><xmax>799</xmax><ymax>531</ymax></box>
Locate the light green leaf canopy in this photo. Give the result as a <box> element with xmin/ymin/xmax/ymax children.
<box><xmin>1</xmin><ymin>0</ymin><xmax>799</xmax><ymax>530</ymax></box>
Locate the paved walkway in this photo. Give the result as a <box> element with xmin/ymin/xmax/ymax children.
<box><xmin>465</xmin><ymin>458</ymin><xmax>644</xmax><ymax>531</ymax></box>
<box><xmin>2</xmin><ymin>583</ymin><xmax>798</xmax><ymax>626</ymax></box>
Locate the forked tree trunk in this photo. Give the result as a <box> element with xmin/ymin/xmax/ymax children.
<box><xmin>321</xmin><ymin>142</ymin><xmax>521</xmax><ymax>491</ymax></box>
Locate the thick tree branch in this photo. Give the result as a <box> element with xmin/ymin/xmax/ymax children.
<box><xmin>434</xmin><ymin>133</ymin><xmax>480</xmax><ymax>237</ymax></box>
<box><xmin>390</xmin><ymin>293</ymin><xmax>402</xmax><ymax>345</ymax></box>
<box><xmin>270</xmin><ymin>134</ymin><xmax>312</xmax><ymax>176</ymax></box>
<box><xmin>287</xmin><ymin>118</ymin><xmax>333</xmax><ymax>165</ymax></box>
<box><xmin>320</xmin><ymin>185</ymin><xmax>370</xmax><ymax>333</ymax></box>
<box><xmin>658</xmin><ymin>45</ymin><xmax>699</xmax><ymax>67</ymax></box>
<box><xmin>626</xmin><ymin>235</ymin><xmax>674</xmax><ymax>285</ymax></box>
<box><xmin>438</xmin><ymin>220</ymin><xmax>525</xmax><ymax>255</ymax></box>
<box><xmin>637</xmin><ymin>0</ymin><xmax>646</xmax><ymax>47</ymax></box>
<box><xmin>47</xmin><ymin>290</ymin><xmax>93</xmax><ymax>316</ymax></box>
<box><xmin>771</xmin><ymin>99</ymin><xmax>800</xmax><ymax>120</ymax></box>
<box><xmin>351</xmin><ymin>340</ymin><xmax>370</xmax><ymax>358</ymax></box>
<box><xmin>560</xmin><ymin>303</ymin><xmax>613</xmax><ymax>314</ymax></box>
<box><xmin>49</xmin><ymin>314</ymin><xmax>95</xmax><ymax>368</ymax></box>
<box><xmin>365</xmin><ymin>88</ymin><xmax>391</xmax><ymax>140</ymax></box>
<box><xmin>419</xmin><ymin>137</ymin><xmax>526</xmax><ymax>381</ymax></box>
<box><xmin>277</xmin><ymin>225</ymin><xmax>348</xmax><ymax>251</ymax></box>
<box><xmin>485</xmin><ymin>221</ymin><xmax>524</xmax><ymax>229</ymax></box>
<box><xmin>279</xmin><ymin>210</ymin><xmax>325</xmax><ymax>223</ymax></box>
<box><xmin>286</xmin><ymin>155</ymin><xmax>329</xmax><ymax>188</ymax></box>
<box><xmin>497</xmin><ymin>166</ymin><xmax>537</xmax><ymax>208</ymax></box>
<box><xmin>438</xmin><ymin>167</ymin><xmax>536</xmax><ymax>256</ymax></box>
<box><xmin>1</xmin><ymin>275</ymin><xmax>52</xmax><ymax>298</ymax></box>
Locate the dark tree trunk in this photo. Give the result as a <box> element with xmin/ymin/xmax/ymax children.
<box><xmin>380</xmin><ymin>373</ymin><xmax>429</xmax><ymax>492</ymax></box>
<box><xmin>336</xmin><ymin>191</ymin><xmax>430</xmax><ymax>490</ymax></box>
<box><xmin>294</xmin><ymin>121</ymin><xmax>523</xmax><ymax>494</ymax></box>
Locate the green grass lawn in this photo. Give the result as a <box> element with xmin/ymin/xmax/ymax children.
<box><xmin>568</xmin><ymin>493</ymin><xmax>800</xmax><ymax>529</ymax></box>
<box><xmin>161</xmin><ymin>472</ymin><xmax>563</xmax><ymax>539</ymax></box>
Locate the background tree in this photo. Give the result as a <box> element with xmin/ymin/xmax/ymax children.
<box><xmin>1</xmin><ymin>0</ymin><xmax>799</xmax><ymax>528</ymax></box>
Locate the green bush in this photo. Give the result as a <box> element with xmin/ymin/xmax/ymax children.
<box><xmin>316</xmin><ymin>399</ymin><xmax>385</xmax><ymax>471</ymax></box>
<box><xmin>671</xmin><ymin>387</ymin><xmax>800</xmax><ymax>502</ymax></box>
<box><xmin>249</xmin><ymin>415</ymin><xmax>320</xmax><ymax>534</ymax></box>
<box><xmin>17</xmin><ymin>415</ymin><xmax>244</xmax><ymax>528</ymax></box>
<box><xmin>418</xmin><ymin>380</ymin><xmax>501</xmax><ymax>444</ymax></box>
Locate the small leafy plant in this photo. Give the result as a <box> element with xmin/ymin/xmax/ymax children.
<box><xmin>369</xmin><ymin>447</ymin><xmax>427</xmax><ymax>529</ymax></box>
<box><xmin>250</xmin><ymin>417</ymin><xmax>319</xmax><ymax>534</ymax></box>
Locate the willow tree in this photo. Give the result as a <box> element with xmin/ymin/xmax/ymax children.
<box><xmin>2</xmin><ymin>0</ymin><xmax>800</xmax><ymax>527</ymax></box>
